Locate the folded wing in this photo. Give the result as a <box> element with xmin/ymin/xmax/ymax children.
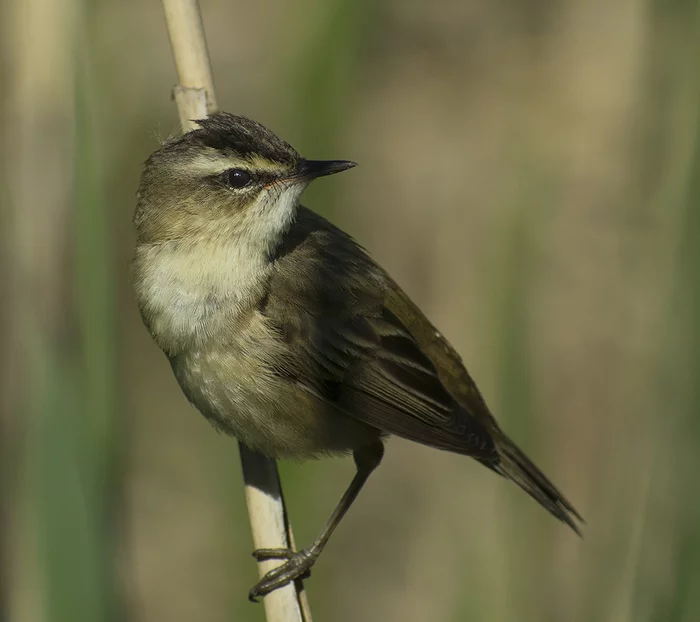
<box><xmin>262</xmin><ymin>207</ymin><xmax>499</xmax><ymax>461</ymax></box>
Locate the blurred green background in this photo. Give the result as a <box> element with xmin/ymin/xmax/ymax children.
<box><xmin>2</xmin><ymin>0</ymin><xmax>700</xmax><ymax>620</ymax></box>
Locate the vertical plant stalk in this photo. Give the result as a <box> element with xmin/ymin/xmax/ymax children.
<box><xmin>159</xmin><ymin>2</ymin><xmax>310</xmax><ymax>621</ymax></box>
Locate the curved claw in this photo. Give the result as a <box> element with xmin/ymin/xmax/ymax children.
<box><xmin>248</xmin><ymin>548</ymin><xmax>317</xmax><ymax>602</ymax></box>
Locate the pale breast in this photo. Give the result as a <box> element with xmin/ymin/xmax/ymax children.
<box><xmin>169</xmin><ymin>312</ymin><xmax>378</xmax><ymax>458</ymax></box>
<box><xmin>132</xmin><ymin>240</ymin><xmax>269</xmax><ymax>354</ymax></box>
<box><xmin>133</xmin><ymin>234</ymin><xmax>379</xmax><ymax>458</ymax></box>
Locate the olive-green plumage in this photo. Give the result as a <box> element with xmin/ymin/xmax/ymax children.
<box><xmin>132</xmin><ymin>113</ymin><xmax>583</xmax><ymax>601</ymax></box>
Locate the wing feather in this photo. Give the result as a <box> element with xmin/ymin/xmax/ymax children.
<box><xmin>262</xmin><ymin>207</ymin><xmax>498</xmax><ymax>460</ymax></box>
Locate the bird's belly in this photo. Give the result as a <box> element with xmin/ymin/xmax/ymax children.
<box><xmin>170</xmin><ymin>341</ymin><xmax>377</xmax><ymax>459</ymax></box>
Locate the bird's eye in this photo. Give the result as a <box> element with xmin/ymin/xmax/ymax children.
<box><xmin>224</xmin><ymin>168</ymin><xmax>252</xmax><ymax>189</ymax></box>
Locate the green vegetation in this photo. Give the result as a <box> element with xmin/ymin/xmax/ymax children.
<box><xmin>3</xmin><ymin>0</ymin><xmax>699</xmax><ymax>621</ymax></box>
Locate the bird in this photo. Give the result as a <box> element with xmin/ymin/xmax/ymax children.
<box><xmin>131</xmin><ymin>112</ymin><xmax>583</xmax><ymax>601</ymax></box>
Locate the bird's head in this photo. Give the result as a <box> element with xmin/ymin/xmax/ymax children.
<box><xmin>134</xmin><ymin>112</ymin><xmax>355</xmax><ymax>251</ymax></box>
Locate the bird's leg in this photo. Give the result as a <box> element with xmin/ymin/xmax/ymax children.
<box><xmin>248</xmin><ymin>441</ymin><xmax>384</xmax><ymax>602</ymax></box>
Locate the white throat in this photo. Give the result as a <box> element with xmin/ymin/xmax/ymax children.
<box><xmin>134</xmin><ymin>182</ymin><xmax>306</xmax><ymax>351</ymax></box>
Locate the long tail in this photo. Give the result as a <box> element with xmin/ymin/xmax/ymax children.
<box><xmin>489</xmin><ymin>434</ymin><xmax>584</xmax><ymax>536</ymax></box>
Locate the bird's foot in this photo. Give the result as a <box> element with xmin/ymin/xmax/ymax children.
<box><xmin>249</xmin><ymin>547</ymin><xmax>317</xmax><ymax>602</ymax></box>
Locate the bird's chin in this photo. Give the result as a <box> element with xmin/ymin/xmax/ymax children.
<box><xmin>265</xmin><ymin>176</ymin><xmax>308</xmax><ymax>192</ymax></box>
<box><xmin>246</xmin><ymin>182</ymin><xmax>304</xmax><ymax>240</ymax></box>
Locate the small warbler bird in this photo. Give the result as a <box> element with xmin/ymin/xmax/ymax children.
<box><xmin>132</xmin><ymin>112</ymin><xmax>583</xmax><ymax>601</ymax></box>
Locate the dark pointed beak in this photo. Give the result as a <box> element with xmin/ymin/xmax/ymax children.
<box><xmin>299</xmin><ymin>159</ymin><xmax>357</xmax><ymax>180</ymax></box>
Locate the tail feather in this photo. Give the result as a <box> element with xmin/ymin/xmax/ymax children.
<box><xmin>491</xmin><ymin>435</ymin><xmax>584</xmax><ymax>536</ymax></box>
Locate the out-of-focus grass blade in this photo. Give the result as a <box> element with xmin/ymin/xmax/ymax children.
<box><xmin>490</xmin><ymin>181</ymin><xmax>544</xmax><ymax>621</ymax></box>
<box><xmin>287</xmin><ymin>0</ymin><xmax>375</xmax><ymax>216</ymax></box>
<box><xmin>37</xmin><ymin>352</ymin><xmax>110</xmax><ymax>622</ymax></box>
<box><xmin>36</xmin><ymin>10</ymin><xmax>123</xmax><ymax>622</ymax></box>
<box><xmin>625</xmin><ymin>3</ymin><xmax>700</xmax><ymax>621</ymax></box>
<box><xmin>663</xmin><ymin>10</ymin><xmax>700</xmax><ymax>619</ymax></box>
